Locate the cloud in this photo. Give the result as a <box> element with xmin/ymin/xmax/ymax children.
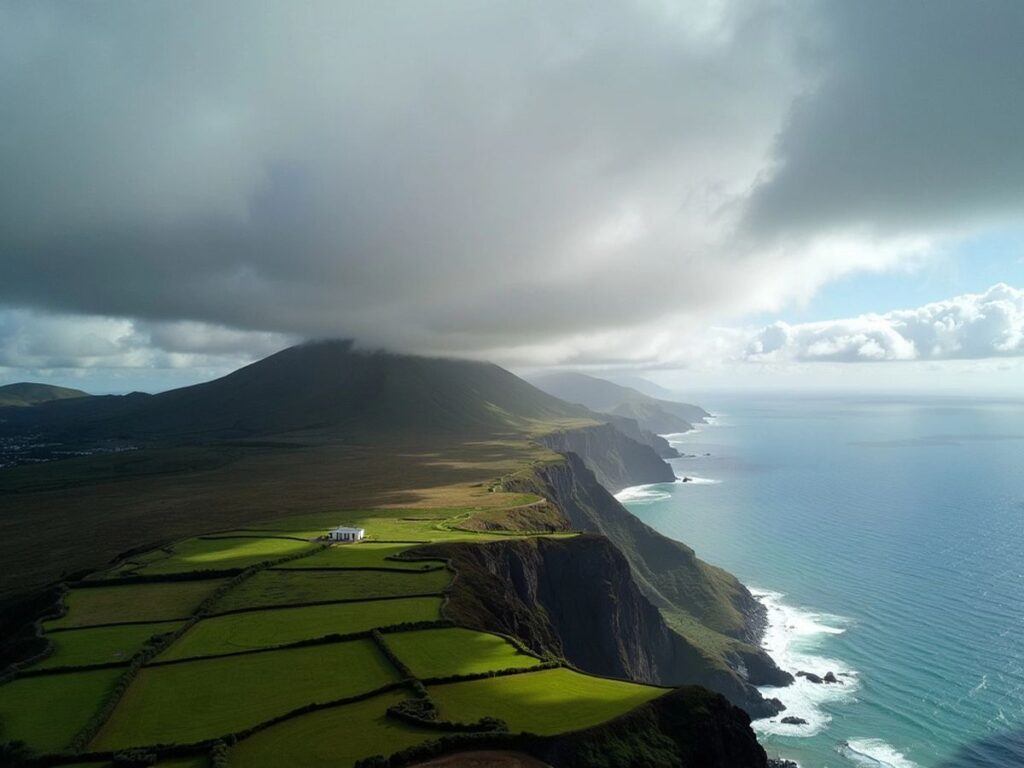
<box><xmin>1</xmin><ymin>2</ymin><xmax>1023</xmax><ymax>382</ymax></box>
<box><xmin>742</xmin><ymin>1</ymin><xmax>1024</xmax><ymax>239</ymax></box>
<box><xmin>744</xmin><ymin>284</ymin><xmax>1024</xmax><ymax>362</ymax></box>
<box><xmin>0</xmin><ymin>309</ymin><xmax>293</xmax><ymax>372</ymax></box>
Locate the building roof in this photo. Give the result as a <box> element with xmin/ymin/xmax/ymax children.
<box><xmin>330</xmin><ymin>526</ymin><xmax>365</xmax><ymax>533</ymax></box>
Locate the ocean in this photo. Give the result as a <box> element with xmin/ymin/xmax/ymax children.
<box><xmin>615</xmin><ymin>395</ymin><xmax>1024</xmax><ymax>768</ymax></box>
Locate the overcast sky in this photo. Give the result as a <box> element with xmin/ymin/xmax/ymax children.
<box><xmin>2</xmin><ymin>1</ymin><xmax>1023</xmax><ymax>395</ymax></box>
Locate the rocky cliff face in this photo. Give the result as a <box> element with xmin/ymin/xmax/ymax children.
<box><xmin>537</xmin><ymin>423</ymin><xmax>675</xmax><ymax>493</ymax></box>
<box><xmin>420</xmin><ymin>534</ymin><xmax>783</xmax><ymax>718</ymax></box>
<box><xmin>600</xmin><ymin>414</ymin><xmax>680</xmax><ymax>459</ymax></box>
<box><xmin>498</xmin><ymin>436</ymin><xmax>791</xmax><ymax>715</ymax></box>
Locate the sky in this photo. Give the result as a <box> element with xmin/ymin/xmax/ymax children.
<box><xmin>2</xmin><ymin>1</ymin><xmax>1024</xmax><ymax>395</ymax></box>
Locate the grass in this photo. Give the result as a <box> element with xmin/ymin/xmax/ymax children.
<box><xmin>245</xmin><ymin>503</ymin><xmax>564</xmax><ymax>545</ymax></box>
<box><xmin>47</xmin><ymin>580</ymin><xmax>228</xmax><ymax>629</ymax></box>
<box><xmin>0</xmin><ymin>437</ymin><xmax>556</xmax><ymax>602</ymax></box>
<box><xmin>158</xmin><ymin>598</ymin><xmax>444</xmax><ymax>661</ymax></box>
<box><xmin>428</xmin><ymin>668</ymin><xmax>667</xmax><ymax>736</ymax></box>
<box><xmin>61</xmin><ymin>759</ymin><xmax>210</xmax><ymax>768</ymax></box>
<box><xmin>38</xmin><ymin>621</ymin><xmax>182</xmax><ymax>669</ymax></box>
<box><xmin>125</xmin><ymin>536</ymin><xmax>318</xmax><ymax>575</ymax></box>
<box><xmin>211</xmin><ymin>569</ymin><xmax>450</xmax><ymax>613</ymax></box>
<box><xmin>92</xmin><ymin>639</ymin><xmax>400</xmax><ymax>750</ymax></box>
<box><xmin>275</xmin><ymin>542</ymin><xmax>445</xmax><ymax>571</ymax></box>
<box><xmin>229</xmin><ymin>688</ymin><xmax>441</xmax><ymax>768</ymax></box>
<box><xmin>383</xmin><ymin>628</ymin><xmax>542</xmax><ymax>679</ymax></box>
<box><xmin>0</xmin><ymin>667</ymin><xmax>122</xmax><ymax>752</ymax></box>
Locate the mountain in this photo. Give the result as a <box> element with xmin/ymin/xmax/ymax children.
<box><xmin>528</xmin><ymin>371</ymin><xmax>710</xmax><ymax>434</ymax></box>
<box><xmin>0</xmin><ymin>382</ymin><xmax>89</xmax><ymax>408</ymax></box>
<box><xmin>606</xmin><ymin>374</ymin><xmax>679</xmax><ymax>400</ymax></box>
<box><xmin>0</xmin><ymin>341</ymin><xmax>597</xmax><ymax>442</ymax></box>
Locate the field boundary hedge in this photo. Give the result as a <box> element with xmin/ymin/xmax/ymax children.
<box><xmin>269</xmin><ymin>564</ymin><xmax>447</xmax><ymax>573</ymax></box>
<box><xmin>203</xmin><ymin>591</ymin><xmax>448</xmax><ymax>618</ymax></box>
<box><xmin>68</xmin><ymin>571</ymin><xmax>242</xmax><ymax>587</ymax></box>
<box><xmin>46</xmin><ymin>618</ymin><xmax>184</xmax><ymax>634</ymax></box>
<box><xmin>421</xmin><ymin>661</ymin><xmax>563</xmax><ymax>687</ymax></box>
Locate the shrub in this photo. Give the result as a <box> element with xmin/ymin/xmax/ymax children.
<box><xmin>112</xmin><ymin>748</ymin><xmax>158</xmax><ymax>766</ymax></box>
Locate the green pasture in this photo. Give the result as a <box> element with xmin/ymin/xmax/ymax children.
<box><xmin>0</xmin><ymin>667</ymin><xmax>122</xmax><ymax>752</ymax></box>
<box><xmin>383</xmin><ymin>627</ymin><xmax>542</xmax><ymax>679</ymax></box>
<box><xmin>211</xmin><ymin>569</ymin><xmax>450</xmax><ymax>613</ymax></box>
<box><xmin>275</xmin><ymin>542</ymin><xmax>444</xmax><ymax>571</ymax></box>
<box><xmin>159</xmin><ymin>597</ymin><xmax>443</xmax><ymax>661</ymax></box>
<box><xmin>91</xmin><ymin>639</ymin><xmax>399</xmax><ymax>750</ymax></box>
<box><xmin>428</xmin><ymin>667</ymin><xmax>667</xmax><ymax>735</ymax></box>
<box><xmin>47</xmin><ymin>580</ymin><xmax>227</xmax><ymax>629</ymax></box>
<box><xmin>229</xmin><ymin>688</ymin><xmax>440</xmax><ymax>768</ymax></box>
<box><xmin>38</xmin><ymin>621</ymin><xmax>181</xmax><ymax>669</ymax></box>
<box><xmin>131</xmin><ymin>536</ymin><xmax>318</xmax><ymax>575</ymax></box>
<box><xmin>246</xmin><ymin>508</ymin><xmax>509</xmax><ymax>543</ymax></box>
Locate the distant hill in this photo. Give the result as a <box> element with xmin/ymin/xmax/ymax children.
<box><xmin>0</xmin><ymin>382</ymin><xmax>89</xmax><ymax>408</ymax></box>
<box><xmin>528</xmin><ymin>372</ymin><xmax>709</xmax><ymax>435</ymax></box>
<box><xmin>605</xmin><ymin>374</ymin><xmax>679</xmax><ymax>400</ymax></box>
<box><xmin>0</xmin><ymin>341</ymin><xmax>599</xmax><ymax>442</ymax></box>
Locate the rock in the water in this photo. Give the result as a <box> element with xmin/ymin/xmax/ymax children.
<box><xmin>824</xmin><ymin>671</ymin><xmax>840</xmax><ymax>684</ymax></box>
<box><xmin>796</xmin><ymin>671</ymin><xmax>824</xmax><ymax>684</ymax></box>
<box><xmin>780</xmin><ymin>716</ymin><xmax>808</xmax><ymax>725</ymax></box>
<box><xmin>681</xmin><ymin>476</ymin><xmax>693</xmax><ymax>483</ymax></box>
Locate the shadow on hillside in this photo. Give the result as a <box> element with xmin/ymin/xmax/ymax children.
<box><xmin>0</xmin><ymin>433</ymin><xmax>545</xmax><ymax>602</ymax></box>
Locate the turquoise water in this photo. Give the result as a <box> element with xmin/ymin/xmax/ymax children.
<box><xmin>617</xmin><ymin>396</ymin><xmax>1024</xmax><ymax>768</ymax></box>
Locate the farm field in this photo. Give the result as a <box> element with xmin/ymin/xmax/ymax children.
<box><xmin>245</xmin><ymin>507</ymin><xmax>518</xmax><ymax>544</ymax></box>
<box><xmin>211</xmin><ymin>568</ymin><xmax>450</xmax><ymax>613</ymax></box>
<box><xmin>0</xmin><ymin>667</ymin><xmax>122</xmax><ymax>752</ymax></box>
<box><xmin>92</xmin><ymin>639</ymin><xmax>399</xmax><ymax>750</ymax></box>
<box><xmin>428</xmin><ymin>668</ymin><xmax>668</xmax><ymax>735</ymax></box>
<box><xmin>46</xmin><ymin>580</ymin><xmax>228</xmax><ymax>629</ymax></box>
<box><xmin>383</xmin><ymin>627</ymin><xmax>543</xmax><ymax>679</ymax></box>
<box><xmin>275</xmin><ymin>542</ymin><xmax>445</xmax><ymax>571</ymax></box>
<box><xmin>159</xmin><ymin>597</ymin><xmax>444</xmax><ymax>661</ymax></box>
<box><xmin>39</xmin><ymin>621</ymin><xmax>181</xmax><ymax>669</ymax></box>
<box><xmin>127</xmin><ymin>535</ymin><xmax>318</xmax><ymax>575</ymax></box>
<box><xmin>1</xmin><ymin>497</ymin><xmax>667</xmax><ymax>766</ymax></box>
<box><xmin>229</xmin><ymin>688</ymin><xmax>440</xmax><ymax>768</ymax></box>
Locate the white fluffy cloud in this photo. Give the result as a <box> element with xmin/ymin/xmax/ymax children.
<box><xmin>745</xmin><ymin>284</ymin><xmax>1024</xmax><ymax>363</ymax></box>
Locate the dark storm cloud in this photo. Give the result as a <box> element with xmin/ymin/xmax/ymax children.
<box><xmin>1</xmin><ymin>1</ymin><xmax>1023</xmax><ymax>374</ymax></box>
<box><xmin>742</xmin><ymin>1</ymin><xmax>1024</xmax><ymax>239</ymax></box>
<box><xmin>0</xmin><ymin>0</ymin><xmax>805</xmax><ymax>358</ymax></box>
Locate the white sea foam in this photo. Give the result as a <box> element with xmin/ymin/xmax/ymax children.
<box><xmin>613</xmin><ymin>483</ymin><xmax>672</xmax><ymax>504</ymax></box>
<box><xmin>841</xmin><ymin>739</ymin><xmax>921</xmax><ymax>768</ymax></box>
<box><xmin>750</xmin><ymin>588</ymin><xmax>856</xmax><ymax>738</ymax></box>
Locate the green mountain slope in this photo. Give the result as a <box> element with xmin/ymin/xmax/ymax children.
<box><xmin>528</xmin><ymin>372</ymin><xmax>709</xmax><ymax>434</ymax></box>
<box><xmin>0</xmin><ymin>382</ymin><xmax>89</xmax><ymax>407</ymax></box>
<box><xmin>1</xmin><ymin>341</ymin><xmax>596</xmax><ymax>442</ymax></box>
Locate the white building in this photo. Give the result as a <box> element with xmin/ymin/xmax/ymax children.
<box><xmin>328</xmin><ymin>526</ymin><xmax>365</xmax><ymax>542</ymax></box>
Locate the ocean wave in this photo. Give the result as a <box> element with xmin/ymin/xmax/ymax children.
<box><xmin>750</xmin><ymin>588</ymin><xmax>856</xmax><ymax>738</ymax></box>
<box><xmin>840</xmin><ymin>738</ymin><xmax>921</xmax><ymax>768</ymax></box>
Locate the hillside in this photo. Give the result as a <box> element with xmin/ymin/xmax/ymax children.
<box><xmin>0</xmin><ymin>382</ymin><xmax>89</xmax><ymax>408</ymax></box>
<box><xmin>0</xmin><ymin>341</ymin><xmax>596</xmax><ymax>443</ymax></box>
<box><xmin>528</xmin><ymin>372</ymin><xmax>710</xmax><ymax>434</ymax></box>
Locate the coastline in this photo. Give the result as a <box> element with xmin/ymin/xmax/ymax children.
<box><xmin>617</xmin><ymin>418</ymin><xmax>918</xmax><ymax>768</ymax></box>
